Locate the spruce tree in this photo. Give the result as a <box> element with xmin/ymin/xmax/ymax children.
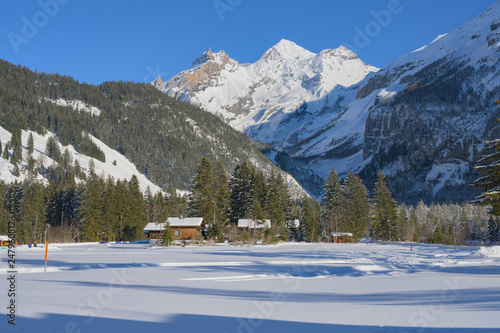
<box><xmin>79</xmin><ymin>171</ymin><xmax>105</xmax><ymax>241</ymax></box>
<box><xmin>396</xmin><ymin>204</ymin><xmax>410</xmax><ymax>241</ymax></box>
<box><xmin>101</xmin><ymin>176</ymin><xmax>119</xmax><ymax>241</ymax></box>
<box><xmin>10</xmin><ymin>128</ymin><xmax>22</xmax><ymax>164</ymax></box>
<box><xmin>27</xmin><ymin>132</ymin><xmax>34</xmax><ymax>155</ymax></box>
<box><xmin>2</xmin><ymin>142</ymin><xmax>9</xmax><ymax>160</ymax></box>
<box><xmin>371</xmin><ymin>171</ymin><xmax>398</xmax><ymax>241</ymax></box>
<box><xmin>160</xmin><ymin>221</ymin><xmax>173</xmax><ymax>246</ymax></box>
<box><xmin>10</xmin><ymin>141</ymin><xmax>22</xmax><ymax>165</ymax></box>
<box><xmin>321</xmin><ymin>169</ymin><xmax>344</xmax><ymax>241</ymax></box>
<box><xmin>20</xmin><ymin>178</ymin><xmax>46</xmax><ymax>243</ymax></box>
<box><xmin>45</xmin><ymin>136</ymin><xmax>62</xmax><ymax>163</ymax></box>
<box><xmin>229</xmin><ymin>161</ymin><xmax>255</xmax><ymax>222</ymax></box>
<box><xmin>188</xmin><ymin>157</ymin><xmax>215</xmax><ymax>221</ymax></box>
<box><xmin>487</xmin><ymin>217</ymin><xmax>499</xmax><ymax>243</ymax></box>
<box><xmin>267</xmin><ymin>171</ymin><xmax>289</xmax><ymax>240</ymax></box>
<box><xmin>126</xmin><ymin>175</ymin><xmax>147</xmax><ymax>240</ymax></box>
<box><xmin>343</xmin><ymin>171</ymin><xmax>369</xmax><ymax>240</ymax></box>
<box><xmin>252</xmin><ymin>170</ymin><xmax>268</xmax><ymax>219</ymax></box>
<box><xmin>213</xmin><ymin>160</ymin><xmax>230</xmax><ymax>224</ymax></box>
<box><xmin>301</xmin><ymin>195</ymin><xmax>320</xmax><ymax>242</ymax></box>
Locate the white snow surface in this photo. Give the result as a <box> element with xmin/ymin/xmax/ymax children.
<box><xmin>44</xmin><ymin>98</ymin><xmax>102</xmax><ymax>116</ymax></box>
<box><xmin>1</xmin><ymin>242</ymin><xmax>499</xmax><ymax>332</ymax></box>
<box><xmin>0</xmin><ymin>127</ymin><xmax>162</xmax><ymax>194</ymax></box>
<box><xmin>478</xmin><ymin>246</ymin><xmax>500</xmax><ymax>258</ymax></box>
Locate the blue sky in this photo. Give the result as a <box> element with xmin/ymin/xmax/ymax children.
<box><xmin>0</xmin><ymin>0</ymin><xmax>495</xmax><ymax>85</ymax></box>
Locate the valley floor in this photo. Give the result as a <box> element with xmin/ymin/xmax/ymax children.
<box><xmin>0</xmin><ymin>242</ymin><xmax>499</xmax><ymax>332</ymax></box>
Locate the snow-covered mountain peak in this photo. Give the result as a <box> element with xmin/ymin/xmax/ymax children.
<box><xmin>388</xmin><ymin>2</ymin><xmax>500</xmax><ymax>72</ymax></box>
<box><xmin>191</xmin><ymin>48</ymin><xmax>214</xmax><ymax>67</ymax></box>
<box><xmin>191</xmin><ymin>48</ymin><xmax>232</xmax><ymax>67</ymax></box>
<box><xmin>259</xmin><ymin>39</ymin><xmax>316</xmax><ymax>62</ymax></box>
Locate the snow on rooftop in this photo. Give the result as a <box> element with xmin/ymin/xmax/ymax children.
<box><xmin>144</xmin><ymin>218</ymin><xmax>204</xmax><ymax>232</ymax></box>
<box><xmin>237</xmin><ymin>219</ymin><xmax>271</xmax><ymax>229</ymax></box>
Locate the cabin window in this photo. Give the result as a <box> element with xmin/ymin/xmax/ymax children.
<box><xmin>173</xmin><ymin>230</ymin><xmax>182</xmax><ymax>236</ymax></box>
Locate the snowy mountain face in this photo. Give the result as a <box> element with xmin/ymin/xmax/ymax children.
<box><xmin>153</xmin><ymin>39</ymin><xmax>377</xmax><ymax>143</ymax></box>
<box><xmin>155</xmin><ymin>4</ymin><xmax>500</xmax><ymax>202</ymax></box>
<box><xmin>358</xmin><ymin>3</ymin><xmax>500</xmax><ymax>202</ymax></box>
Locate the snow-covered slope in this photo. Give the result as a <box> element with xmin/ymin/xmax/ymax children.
<box><xmin>0</xmin><ymin>127</ymin><xmax>162</xmax><ymax>194</ymax></box>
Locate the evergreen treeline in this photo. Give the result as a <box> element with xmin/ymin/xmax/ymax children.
<box><xmin>0</xmin><ymin>154</ymin><xmax>496</xmax><ymax>246</ymax></box>
<box><xmin>0</xmin><ymin>172</ymin><xmax>187</xmax><ymax>244</ymax></box>
<box><xmin>318</xmin><ymin>168</ymin><xmax>496</xmax><ymax>245</ymax></box>
<box><xmin>186</xmin><ymin>158</ymin><xmax>497</xmax><ymax>245</ymax></box>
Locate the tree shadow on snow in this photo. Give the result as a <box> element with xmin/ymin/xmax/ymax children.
<box><xmin>3</xmin><ymin>313</ymin><xmax>497</xmax><ymax>333</ymax></box>
<box><xmin>34</xmin><ymin>278</ymin><xmax>500</xmax><ymax>310</ymax></box>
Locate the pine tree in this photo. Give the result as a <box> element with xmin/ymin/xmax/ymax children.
<box><xmin>487</xmin><ymin>217</ymin><xmax>499</xmax><ymax>243</ymax></box>
<box><xmin>396</xmin><ymin>204</ymin><xmax>409</xmax><ymax>241</ymax></box>
<box><xmin>45</xmin><ymin>136</ymin><xmax>62</xmax><ymax>163</ymax></box>
<box><xmin>472</xmin><ymin>118</ymin><xmax>500</xmax><ymax>216</ymax></box>
<box><xmin>10</xmin><ymin>128</ymin><xmax>22</xmax><ymax>164</ymax></box>
<box><xmin>321</xmin><ymin>169</ymin><xmax>344</xmax><ymax>241</ymax></box>
<box><xmin>188</xmin><ymin>157</ymin><xmax>215</xmax><ymax>221</ymax></box>
<box><xmin>371</xmin><ymin>171</ymin><xmax>398</xmax><ymax>241</ymax></box>
<box><xmin>267</xmin><ymin>171</ymin><xmax>289</xmax><ymax>240</ymax></box>
<box><xmin>229</xmin><ymin>161</ymin><xmax>255</xmax><ymax>222</ymax></box>
<box><xmin>19</xmin><ymin>178</ymin><xmax>46</xmax><ymax>243</ymax></box>
<box><xmin>160</xmin><ymin>221</ymin><xmax>172</xmax><ymax>246</ymax></box>
<box><xmin>343</xmin><ymin>171</ymin><xmax>370</xmax><ymax>240</ymax></box>
<box><xmin>252</xmin><ymin>170</ymin><xmax>268</xmax><ymax>219</ymax></box>
<box><xmin>213</xmin><ymin>160</ymin><xmax>230</xmax><ymax>224</ymax></box>
<box><xmin>2</xmin><ymin>142</ymin><xmax>9</xmax><ymax>160</ymax></box>
<box><xmin>79</xmin><ymin>171</ymin><xmax>105</xmax><ymax>241</ymax></box>
<box><xmin>27</xmin><ymin>132</ymin><xmax>34</xmax><ymax>155</ymax></box>
<box><xmin>125</xmin><ymin>175</ymin><xmax>147</xmax><ymax>240</ymax></box>
<box><xmin>101</xmin><ymin>176</ymin><xmax>119</xmax><ymax>241</ymax></box>
<box><xmin>301</xmin><ymin>195</ymin><xmax>320</xmax><ymax>242</ymax></box>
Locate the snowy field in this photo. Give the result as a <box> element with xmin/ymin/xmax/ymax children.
<box><xmin>1</xmin><ymin>242</ymin><xmax>499</xmax><ymax>332</ymax></box>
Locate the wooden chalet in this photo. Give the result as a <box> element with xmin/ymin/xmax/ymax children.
<box><xmin>143</xmin><ymin>217</ymin><xmax>205</xmax><ymax>245</ymax></box>
<box><xmin>237</xmin><ymin>219</ymin><xmax>271</xmax><ymax>239</ymax></box>
<box><xmin>332</xmin><ymin>232</ymin><xmax>353</xmax><ymax>243</ymax></box>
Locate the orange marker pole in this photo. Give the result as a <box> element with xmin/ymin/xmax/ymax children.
<box><xmin>44</xmin><ymin>241</ymin><xmax>48</xmax><ymax>272</ymax></box>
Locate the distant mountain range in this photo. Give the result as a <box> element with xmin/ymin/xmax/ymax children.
<box><xmin>153</xmin><ymin>3</ymin><xmax>500</xmax><ymax>203</ymax></box>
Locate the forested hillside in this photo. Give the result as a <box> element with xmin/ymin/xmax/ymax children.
<box><xmin>0</xmin><ymin>60</ymin><xmax>300</xmax><ymax>192</ymax></box>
